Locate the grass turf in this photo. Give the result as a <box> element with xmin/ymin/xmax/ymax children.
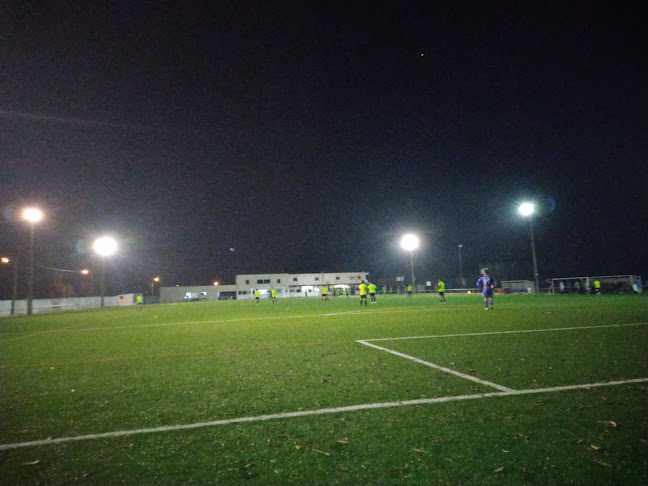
<box><xmin>1</xmin><ymin>293</ymin><xmax>647</xmax><ymax>485</ymax></box>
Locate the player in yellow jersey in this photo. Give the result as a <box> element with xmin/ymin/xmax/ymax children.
<box><xmin>368</xmin><ymin>282</ymin><xmax>377</xmax><ymax>304</ymax></box>
<box><xmin>359</xmin><ymin>281</ymin><xmax>368</xmax><ymax>306</ymax></box>
<box><xmin>437</xmin><ymin>279</ymin><xmax>446</xmax><ymax>303</ymax></box>
<box><xmin>270</xmin><ymin>288</ymin><xmax>277</xmax><ymax>303</ymax></box>
<box><xmin>321</xmin><ymin>286</ymin><xmax>329</xmax><ymax>301</ymax></box>
<box><xmin>406</xmin><ymin>284</ymin><xmax>413</xmax><ymax>297</ymax></box>
<box><xmin>254</xmin><ymin>289</ymin><xmax>260</xmax><ymax>304</ymax></box>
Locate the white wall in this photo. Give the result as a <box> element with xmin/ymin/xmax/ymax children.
<box><xmin>0</xmin><ymin>296</ymin><xmax>119</xmax><ymax>317</ymax></box>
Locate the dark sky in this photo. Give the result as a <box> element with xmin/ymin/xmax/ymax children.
<box><xmin>1</xmin><ymin>1</ymin><xmax>646</xmax><ymax>296</ymax></box>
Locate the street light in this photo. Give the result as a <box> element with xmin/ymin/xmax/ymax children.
<box><xmin>401</xmin><ymin>234</ymin><xmax>419</xmax><ymax>290</ymax></box>
<box><xmin>22</xmin><ymin>207</ymin><xmax>43</xmax><ymax>315</ymax></box>
<box><xmin>458</xmin><ymin>244</ymin><xmax>466</xmax><ymax>287</ymax></box>
<box><xmin>2</xmin><ymin>257</ymin><xmax>18</xmax><ymax>315</ymax></box>
<box><xmin>151</xmin><ymin>276</ymin><xmax>160</xmax><ymax>297</ymax></box>
<box><xmin>80</xmin><ymin>269</ymin><xmax>92</xmax><ymax>297</ymax></box>
<box><xmin>93</xmin><ymin>236</ymin><xmax>117</xmax><ymax>307</ymax></box>
<box><xmin>518</xmin><ymin>202</ymin><xmax>540</xmax><ymax>293</ymax></box>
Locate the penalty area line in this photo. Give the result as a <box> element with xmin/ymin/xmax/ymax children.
<box><xmin>0</xmin><ymin>378</ymin><xmax>645</xmax><ymax>451</ymax></box>
<box><xmin>357</xmin><ymin>339</ymin><xmax>515</xmax><ymax>392</ymax></box>
<box><xmin>360</xmin><ymin>322</ymin><xmax>648</xmax><ymax>343</ymax></box>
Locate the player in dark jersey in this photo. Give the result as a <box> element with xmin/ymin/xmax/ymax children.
<box><xmin>476</xmin><ymin>269</ymin><xmax>497</xmax><ymax>310</ymax></box>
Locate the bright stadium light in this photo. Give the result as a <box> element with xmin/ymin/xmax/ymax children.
<box><xmin>93</xmin><ymin>236</ymin><xmax>118</xmax><ymax>307</ymax></box>
<box><xmin>401</xmin><ymin>234</ymin><xmax>419</xmax><ymax>252</ymax></box>
<box><xmin>22</xmin><ymin>207</ymin><xmax>44</xmax><ymax>224</ymax></box>
<box><xmin>518</xmin><ymin>202</ymin><xmax>540</xmax><ymax>293</ymax></box>
<box><xmin>518</xmin><ymin>202</ymin><xmax>535</xmax><ymax>217</ymax></box>
<box><xmin>93</xmin><ymin>236</ymin><xmax>118</xmax><ymax>257</ymax></box>
<box><xmin>401</xmin><ymin>234</ymin><xmax>420</xmax><ymax>289</ymax></box>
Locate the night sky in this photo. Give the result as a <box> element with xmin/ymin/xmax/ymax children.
<box><xmin>1</xmin><ymin>1</ymin><xmax>646</xmax><ymax>298</ymax></box>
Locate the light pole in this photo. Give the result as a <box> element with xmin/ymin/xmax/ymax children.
<box><xmin>401</xmin><ymin>234</ymin><xmax>420</xmax><ymax>290</ymax></box>
<box><xmin>2</xmin><ymin>257</ymin><xmax>18</xmax><ymax>316</ymax></box>
<box><xmin>518</xmin><ymin>202</ymin><xmax>540</xmax><ymax>294</ymax></box>
<box><xmin>151</xmin><ymin>276</ymin><xmax>160</xmax><ymax>298</ymax></box>
<box><xmin>22</xmin><ymin>207</ymin><xmax>43</xmax><ymax>315</ymax></box>
<box><xmin>458</xmin><ymin>244</ymin><xmax>466</xmax><ymax>287</ymax></box>
<box><xmin>93</xmin><ymin>236</ymin><xmax>118</xmax><ymax>308</ymax></box>
<box><xmin>80</xmin><ymin>269</ymin><xmax>92</xmax><ymax>297</ymax></box>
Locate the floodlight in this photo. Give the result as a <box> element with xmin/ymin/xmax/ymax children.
<box><xmin>22</xmin><ymin>207</ymin><xmax>43</xmax><ymax>223</ymax></box>
<box><xmin>93</xmin><ymin>236</ymin><xmax>118</xmax><ymax>257</ymax></box>
<box><xmin>400</xmin><ymin>233</ymin><xmax>420</xmax><ymax>289</ymax></box>
<box><xmin>400</xmin><ymin>234</ymin><xmax>419</xmax><ymax>252</ymax></box>
<box><xmin>22</xmin><ymin>207</ymin><xmax>44</xmax><ymax>315</ymax></box>
<box><xmin>518</xmin><ymin>202</ymin><xmax>535</xmax><ymax>217</ymax></box>
<box><xmin>517</xmin><ymin>202</ymin><xmax>540</xmax><ymax>293</ymax></box>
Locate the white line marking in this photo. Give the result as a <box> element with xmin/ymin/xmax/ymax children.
<box><xmin>361</xmin><ymin>322</ymin><xmax>648</xmax><ymax>342</ymax></box>
<box><xmin>1</xmin><ymin>378</ymin><xmax>645</xmax><ymax>451</ymax></box>
<box><xmin>357</xmin><ymin>340</ymin><xmax>515</xmax><ymax>392</ymax></box>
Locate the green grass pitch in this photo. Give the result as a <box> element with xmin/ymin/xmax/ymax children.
<box><xmin>1</xmin><ymin>293</ymin><xmax>647</xmax><ymax>485</ymax></box>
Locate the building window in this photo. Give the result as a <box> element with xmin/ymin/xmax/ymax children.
<box><xmin>264</xmin><ymin>279</ymin><xmax>270</xmax><ymax>284</ymax></box>
<box><xmin>293</xmin><ymin>277</ymin><xmax>298</xmax><ymax>282</ymax></box>
<box><xmin>257</xmin><ymin>279</ymin><xmax>263</xmax><ymax>284</ymax></box>
<box><xmin>315</xmin><ymin>277</ymin><xmax>320</xmax><ymax>281</ymax></box>
<box><xmin>357</xmin><ymin>276</ymin><xmax>362</xmax><ymax>280</ymax></box>
<box><xmin>336</xmin><ymin>276</ymin><xmax>340</xmax><ymax>280</ymax></box>
<box><xmin>277</xmin><ymin>279</ymin><xmax>281</xmax><ymax>283</ymax></box>
<box><xmin>246</xmin><ymin>280</ymin><xmax>250</xmax><ymax>284</ymax></box>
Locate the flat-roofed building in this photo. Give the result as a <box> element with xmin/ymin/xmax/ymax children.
<box><xmin>160</xmin><ymin>272</ymin><xmax>368</xmax><ymax>303</ymax></box>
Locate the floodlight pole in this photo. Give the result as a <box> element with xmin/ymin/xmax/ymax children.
<box><xmin>528</xmin><ymin>220</ymin><xmax>539</xmax><ymax>294</ymax></box>
<box><xmin>409</xmin><ymin>250</ymin><xmax>416</xmax><ymax>289</ymax></box>
<box><xmin>458</xmin><ymin>244</ymin><xmax>465</xmax><ymax>287</ymax></box>
<box><xmin>100</xmin><ymin>258</ymin><xmax>106</xmax><ymax>308</ymax></box>
<box><xmin>27</xmin><ymin>224</ymin><xmax>35</xmax><ymax>315</ymax></box>
<box><xmin>11</xmin><ymin>259</ymin><xmax>18</xmax><ymax>316</ymax></box>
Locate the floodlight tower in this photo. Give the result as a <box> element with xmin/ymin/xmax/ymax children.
<box><xmin>23</xmin><ymin>207</ymin><xmax>44</xmax><ymax>315</ymax></box>
<box><xmin>518</xmin><ymin>202</ymin><xmax>540</xmax><ymax>293</ymax></box>
<box><xmin>401</xmin><ymin>234</ymin><xmax>420</xmax><ymax>290</ymax></box>
<box><xmin>93</xmin><ymin>236</ymin><xmax>118</xmax><ymax>307</ymax></box>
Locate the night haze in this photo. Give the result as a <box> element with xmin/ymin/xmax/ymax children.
<box><xmin>1</xmin><ymin>1</ymin><xmax>646</xmax><ymax>298</ymax></box>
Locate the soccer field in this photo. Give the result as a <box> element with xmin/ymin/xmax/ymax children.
<box><xmin>1</xmin><ymin>294</ymin><xmax>647</xmax><ymax>485</ymax></box>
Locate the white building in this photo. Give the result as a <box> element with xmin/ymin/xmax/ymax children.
<box><xmin>160</xmin><ymin>271</ymin><xmax>368</xmax><ymax>303</ymax></box>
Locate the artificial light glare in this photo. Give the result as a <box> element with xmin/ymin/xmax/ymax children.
<box><xmin>401</xmin><ymin>234</ymin><xmax>420</xmax><ymax>252</ymax></box>
<box><xmin>518</xmin><ymin>202</ymin><xmax>535</xmax><ymax>217</ymax></box>
<box><xmin>1</xmin><ymin>257</ymin><xmax>10</xmax><ymax>264</ymax></box>
<box><xmin>23</xmin><ymin>207</ymin><xmax>43</xmax><ymax>223</ymax></box>
<box><xmin>213</xmin><ymin>281</ymin><xmax>219</xmax><ymax>286</ymax></box>
<box><xmin>81</xmin><ymin>269</ymin><xmax>90</xmax><ymax>275</ymax></box>
<box><xmin>93</xmin><ymin>236</ymin><xmax>118</xmax><ymax>257</ymax></box>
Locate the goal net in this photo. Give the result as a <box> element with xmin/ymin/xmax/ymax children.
<box><xmin>548</xmin><ymin>275</ymin><xmax>640</xmax><ymax>294</ymax></box>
